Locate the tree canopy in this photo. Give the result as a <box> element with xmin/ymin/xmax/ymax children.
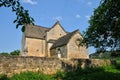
<box><xmin>10</xmin><ymin>50</ymin><xmax>20</xmax><ymax>55</ymax></box>
<box><xmin>84</xmin><ymin>0</ymin><xmax>120</xmax><ymax>52</ymax></box>
<box><xmin>0</xmin><ymin>0</ymin><xmax>34</xmax><ymax>32</ymax></box>
<box><xmin>0</xmin><ymin>50</ymin><xmax>20</xmax><ymax>56</ymax></box>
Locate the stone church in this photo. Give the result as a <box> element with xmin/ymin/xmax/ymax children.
<box><xmin>20</xmin><ymin>21</ymin><xmax>89</xmax><ymax>59</ymax></box>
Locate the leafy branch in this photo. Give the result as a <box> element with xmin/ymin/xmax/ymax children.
<box><xmin>0</xmin><ymin>0</ymin><xmax>34</xmax><ymax>32</ymax></box>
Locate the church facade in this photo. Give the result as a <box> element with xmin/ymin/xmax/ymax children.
<box><xmin>21</xmin><ymin>21</ymin><xmax>89</xmax><ymax>59</ymax></box>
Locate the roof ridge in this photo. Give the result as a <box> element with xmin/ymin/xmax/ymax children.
<box><xmin>57</xmin><ymin>29</ymin><xmax>80</xmax><ymax>42</ymax></box>
<box><xmin>48</xmin><ymin>21</ymin><xmax>68</xmax><ymax>33</ymax></box>
<box><xmin>34</xmin><ymin>25</ymin><xmax>50</xmax><ymax>29</ymax></box>
<box><xmin>62</xmin><ymin>29</ymin><xmax>79</xmax><ymax>38</ymax></box>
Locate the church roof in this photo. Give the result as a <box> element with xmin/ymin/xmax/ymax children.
<box><xmin>25</xmin><ymin>24</ymin><xmax>49</xmax><ymax>39</ymax></box>
<box><xmin>50</xmin><ymin>30</ymin><xmax>80</xmax><ymax>49</ymax></box>
<box><xmin>25</xmin><ymin>21</ymin><xmax>68</xmax><ymax>39</ymax></box>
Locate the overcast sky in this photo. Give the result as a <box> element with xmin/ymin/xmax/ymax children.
<box><xmin>0</xmin><ymin>0</ymin><xmax>101</xmax><ymax>54</ymax></box>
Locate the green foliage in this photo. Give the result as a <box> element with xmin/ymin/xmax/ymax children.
<box><xmin>0</xmin><ymin>52</ymin><xmax>9</xmax><ymax>56</ymax></box>
<box><xmin>10</xmin><ymin>72</ymin><xmax>52</xmax><ymax>80</ymax></box>
<box><xmin>10</xmin><ymin>50</ymin><xmax>20</xmax><ymax>55</ymax></box>
<box><xmin>54</xmin><ymin>66</ymin><xmax>120</xmax><ymax>80</ymax></box>
<box><xmin>90</xmin><ymin>50</ymin><xmax>120</xmax><ymax>59</ymax></box>
<box><xmin>84</xmin><ymin>0</ymin><xmax>120</xmax><ymax>52</ymax></box>
<box><xmin>0</xmin><ymin>66</ymin><xmax>120</xmax><ymax>80</ymax></box>
<box><xmin>115</xmin><ymin>57</ymin><xmax>120</xmax><ymax>69</ymax></box>
<box><xmin>53</xmin><ymin>70</ymin><xmax>65</xmax><ymax>79</ymax></box>
<box><xmin>116</xmin><ymin>57</ymin><xmax>120</xmax><ymax>64</ymax></box>
<box><xmin>90</xmin><ymin>51</ymin><xmax>112</xmax><ymax>59</ymax></box>
<box><xmin>111</xmin><ymin>50</ymin><xmax>120</xmax><ymax>57</ymax></box>
<box><xmin>0</xmin><ymin>0</ymin><xmax>34</xmax><ymax>32</ymax></box>
<box><xmin>0</xmin><ymin>50</ymin><xmax>20</xmax><ymax>56</ymax></box>
<box><xmin>0</xmin><ymin>75</ymin><xmax>9</xmax><ymax>80</ymax></box>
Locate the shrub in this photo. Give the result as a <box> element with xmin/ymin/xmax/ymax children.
<box><xmin>10</xmin><ymin>50</ymin><xmax>20</xmax><ymax>55</ymax></box>
<box><xmin>53</xmin><ymin>70</ymin><xmax>65</xmax><ymax>79</ymax></box>
<box><xmin>0</xmin><ymin>52</ymin><xmax>9</xmax><ymax>56</ymax></box>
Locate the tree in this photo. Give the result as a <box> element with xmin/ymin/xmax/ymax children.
<box><xmin>10</xmin><ymin>50</ymin><xmax>20</xmax><ymax>55</ymax></box>
<box><xmin>0</xmin><ymin>0</ymin><xmax>34</xmax><ymax>32</ymax></box>
<box><xmin>84</xmin><ymin>0</ymin><xmax>120</xmax><ymax>52</ymax></box>
<box><xmin>0</xmin><ymin>52</ymin><xmax>9</xmax><ymax>56</ymax></box>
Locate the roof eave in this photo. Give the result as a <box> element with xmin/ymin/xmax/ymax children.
<box><xmin>25</xmin><ymin>36</ymin><xmax>45</xmax><ymax>40</ymax></box>
<box><xmin>50</xmin><ymin>44</ymin><xmax>67</xmax><ymax>50</ymax></box>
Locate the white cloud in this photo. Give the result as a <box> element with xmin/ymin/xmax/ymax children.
<box><xmin>22</xmin><ymin>0</ymin><xmax>37</xmax><ymax>5</ymax></box>
<box><xmin>87</xmin><ymin>2</ymin><xmax>92</xmax><ymax>6</ymax></box>
<box><xmin>85</xmin><ymin>15</ymin><xmax>90</xmax><ymax>20</ymax></box>
<box><xmin>53</xmin><ymin>16</ymin><xmax>63</xmax><ymax>21</ymax></box>
<box><xmin>76</xmin><ymin>14</ymin><xmax>81</xmax><ymax>18</ymax></box>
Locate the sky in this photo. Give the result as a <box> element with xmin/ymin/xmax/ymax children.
<box><xmin>0</xmin><ymin>0</ymin><xmax>101</xmax><ymax>54</ymax></box>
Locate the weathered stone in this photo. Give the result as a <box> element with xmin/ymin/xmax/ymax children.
<box><xmin>21</xmin><ymin>22</ymin><xmax>89</xmax><ymax>59</ymax></box>
<box><xmin>0</xmin><ymin>56</ymin><xmax>111</xmax><ymax>76</ymax></box>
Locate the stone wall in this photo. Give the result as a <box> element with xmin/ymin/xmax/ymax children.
<box><xmin>0</xmin><ymin>56</ymin><xmax>111</xmax><ymax>76</ymax></box>
<box><xmin>46</xmin><ymin>23</ymin><xmax>67</xmax><ymax>41</ymax></box>
<box><xmin>0</xmin><ymin>56</ymin><xmax>61</xmax><ymax>76</ymax></box>
<box><xmin>26</xmin><ymin>38</ymin><xmax>46</xmax><ymax>57</ymax></box>
<box><xmin>67</xmin><ymin>32</ymin><xmax>89</xmax><ymax>59</ymax></box>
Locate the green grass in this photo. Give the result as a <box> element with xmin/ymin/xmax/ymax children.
<box><xmin>0</xmin><ymin>66</ymin><xmax>120</xmax><ymax>80</ymax></box>
<box><xmin>0</xmin><ymin>63</ymin><xmax>120</xmax><ymax>80</ymax></box>
<box><xmin>53</xmin><ymin>62</ymin><xmax>120</xmax><ymax>80</ymax></box>
<box><xmin>56</xmin><ymin>65</ymin><xmax>120</xmax><ymax>80</ymax></box>
<box><xmin>10</xmin><ymin>72</ymin><xmax>52</xmax><ymax>80</ymax></box>
<box><xmin>116</xmin><ymin>57</ymin><xmax>120</xmax><ymax>64</ymax></box>
<box><xmin>0</xmin><ymin>72</ymin><xmax>53</xmax><ymax>80</ymax></box>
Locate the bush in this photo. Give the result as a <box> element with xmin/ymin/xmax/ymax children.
<box><xmin>53</xmin><ymin>70</ymin><xmax>65</xmax><ymax>79</ymax></box>
<box><xmin>0</xmin><ymin>52</ymin><xmax>9</xmax><ymax>56</ymax></box>
<box><xmin>10</xmin><ymin>50</ymin><xmax>20</xmax><ymax>55</ymax></box>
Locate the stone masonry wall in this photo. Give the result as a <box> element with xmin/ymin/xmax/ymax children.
<box><xmin>0</xmin><ymin>56</ymin><xmax>61</xmax><ymax>76</ymax></box>
<box><xmin>0</xmin><ymin>56</ymin><xmax>111</xmax><ymax>76</ymax></box>
<box><xmin>26</xmin><ymin>38</ymin><xmax>46</xmax><ymax>57</ymax></box>
<box><xmin>67</xmin><ymin>32</ymin><xmax>89</xmax><ymax>59</ymax></box>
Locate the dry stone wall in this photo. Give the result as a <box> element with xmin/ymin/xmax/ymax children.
<box><xmin>0</xmin><ymin>56</ymin><xmax>61</xmax><ymax>76</ymax></box>
<box><xmin>0</xmin><ymin>56</ymin><xmax>111</xmax><ymax>76</ymax></box>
